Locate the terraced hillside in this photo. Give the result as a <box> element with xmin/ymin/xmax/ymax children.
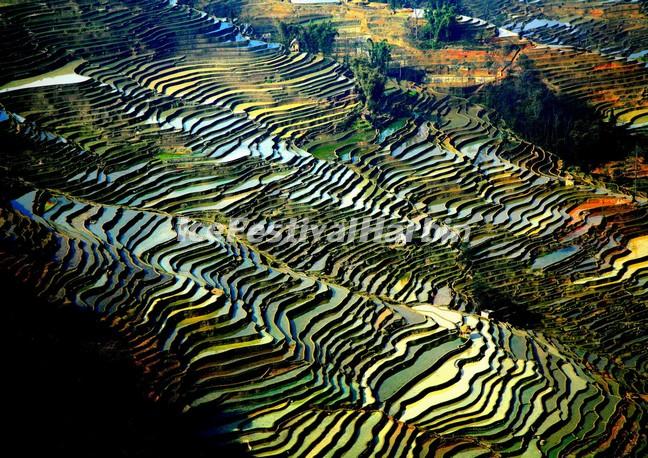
<box><xmin>462</xmin><ymin>0</ymin><xmax>648</xmax><ymax>59</ymax></box>
<box><xmin>461</xmin><ymin>0</ymin><xmax>648</xmax><ymax>131</ymax></box>
<box><xmin>198</xmin><ymin>0</ymin><xmax>648</xmax><ymax>128</ymax></box>
<box><xmin>198</xmin><ymin>0</ymin><xmax>517</xmax><ymax>88</ymax></box>
<box><xmin>520</xmin><ymin>45</ymin><xmax>648</xmax><ymax>132</ymax></box>
<box><xmin>1</xmin><ymin>0</ymin><xmax>647</xmax><ymax>456</ymax></box>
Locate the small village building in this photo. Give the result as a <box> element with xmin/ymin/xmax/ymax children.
<box><xmin>480</xmin><ymin>309</ymin><xmax>494</xmax><ymax>319</ymax></box>
<box><xmin>289</xmin><ymin>38</ymin><xmax>301</xmax><ymax>53</ymax></box>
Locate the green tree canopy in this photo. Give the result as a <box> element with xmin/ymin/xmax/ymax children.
<box><xmin>350</xmin><ymin>58</ymin><xmax>386</xmax><ymax>110</ymax></box>
<box><xmin>367</xmin><ymin>39</ymin><xmax>392</xmax><ymax>75</ymax></box>
<box><xmin>421</xmin><ymin>0</ymin><xmax>459</xmax><ymax>46</ymax></box>
<box><xmin>278</xmin><ymin>21</ymin><xmax>339</xmax><ymax>55</ymax></box>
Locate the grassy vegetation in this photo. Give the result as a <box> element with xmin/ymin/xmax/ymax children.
<box><xmin>378</xmin><ymin>117</ymin><xmax>408</xmax><ymax>142</ymax></box>
<box><xmin>308</xmin><ymin>118</ymin><xmax>374</xmax><ymax>160</ymax></box>
<box><xmin>156</xmin><ymin>147</ymin><xmax>191</xmax><ymax>161</ymax></box>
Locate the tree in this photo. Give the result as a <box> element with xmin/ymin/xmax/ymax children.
<box><xmin>421</xmin><ymin>0</ymin><xmax>458</xmax><ymax>47</ymax></box>
<box><xmin>367</xmin><ymin>39</ymin><xmax>392</xmax><ymax>74</ymax></box>
<box><xmin>277</xmin><ymin>21</ymin><xmax>339</xmax><ymax>55</ymax></box>
<box><xmin>349</xmin><ymin>39</ymin><xmax>393</xmax><ymax>111</ymax></box>
<box><xmin>469</xmin><ymin>270</ymin><xmax>540</xmax><ymax>328</ymax></box>
<box><xmin>350</xmin><ymin>58</ymin><xmax>386</xmax><ymax>110</ymax></box>
<box><xmin>277</xmin><ymin>21</ymin><xmax>293</xmax><ymax>48</ymax></box>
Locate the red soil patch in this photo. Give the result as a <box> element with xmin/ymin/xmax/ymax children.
<box><xmin>592</xmin><ymin>61</ymin><xmax>625</xmax><ymax>72</ymax></box>
<box><xmin>440</xmin><ymin>48</ymin><xmax>493</xmax><ymax>62</ymax></box>
<box><xmin>592</xmin><ymin>158</ymin><xmax>648</xmax><ymax>179</ymax></box>
<box><xmin>568</xmin><ymin>197</ymin><xmax>632</xmax><ymax>222</ymax></box>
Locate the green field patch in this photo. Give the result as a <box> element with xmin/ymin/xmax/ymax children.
<box><xmin>378</xmin><ymin>117</ymin><xmax>408</xmax><ymax>143</ymax></box>
<box><xmin>156</xmin><ymin>147</ymin><xmax>192</xmax><ymax>161</ymax></box>
<box><xmin>307</xmin><ymin>119</ymin><xmax>375</xmax><ymax>160</ymax></box>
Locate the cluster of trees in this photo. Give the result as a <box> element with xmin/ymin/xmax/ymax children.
<box><xmin>350</xmin><ymin>60</ymin><xmax>386</xmax><ymax>111</ymax></box>
<box><xmin>420</xmin><ymin>1</ymin><xmax>460</xmax><ymax>47</ymax></box>
<box><xmin>277</xmin><ymin>21</ymin><xmax>338</xmax><ymax>55</ymax></box>
<box><xmin>472</xmin><ymin>56</ymin><xmax>644</xmax><ymax>167</ymax></box>
<box><xmin>469</xmin><ymin>270</ymin><xmax>541</xmax><ymax>328</ymax></box>
<box><xmin>350</xmin><ymin>39</ymin><xmax>393</xmax><ymax>110</ymax></box>
<box><xmin>367</xmin><ymin>39</ymin><xmax>392</xmax><ymax>74</ymax></box>
<box><xmin>401</xmin><ymin>0</ymin><xmax>489</xmax><ymax>48</ymax></box>
<box><xmin>456</xmin><ymin>242</ymin><xmax>540</xmax><ymax>329</ymax></box>
<box><xmin>387</xmin><ymin>0</ymin><xmax>430</xmax><ymax>9</ymax></box>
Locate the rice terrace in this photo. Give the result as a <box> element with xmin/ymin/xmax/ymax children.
<box><xmin>0</xmin><ymin>0</ymin><xmax>647</xmax><ymax>456</ymax></box>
